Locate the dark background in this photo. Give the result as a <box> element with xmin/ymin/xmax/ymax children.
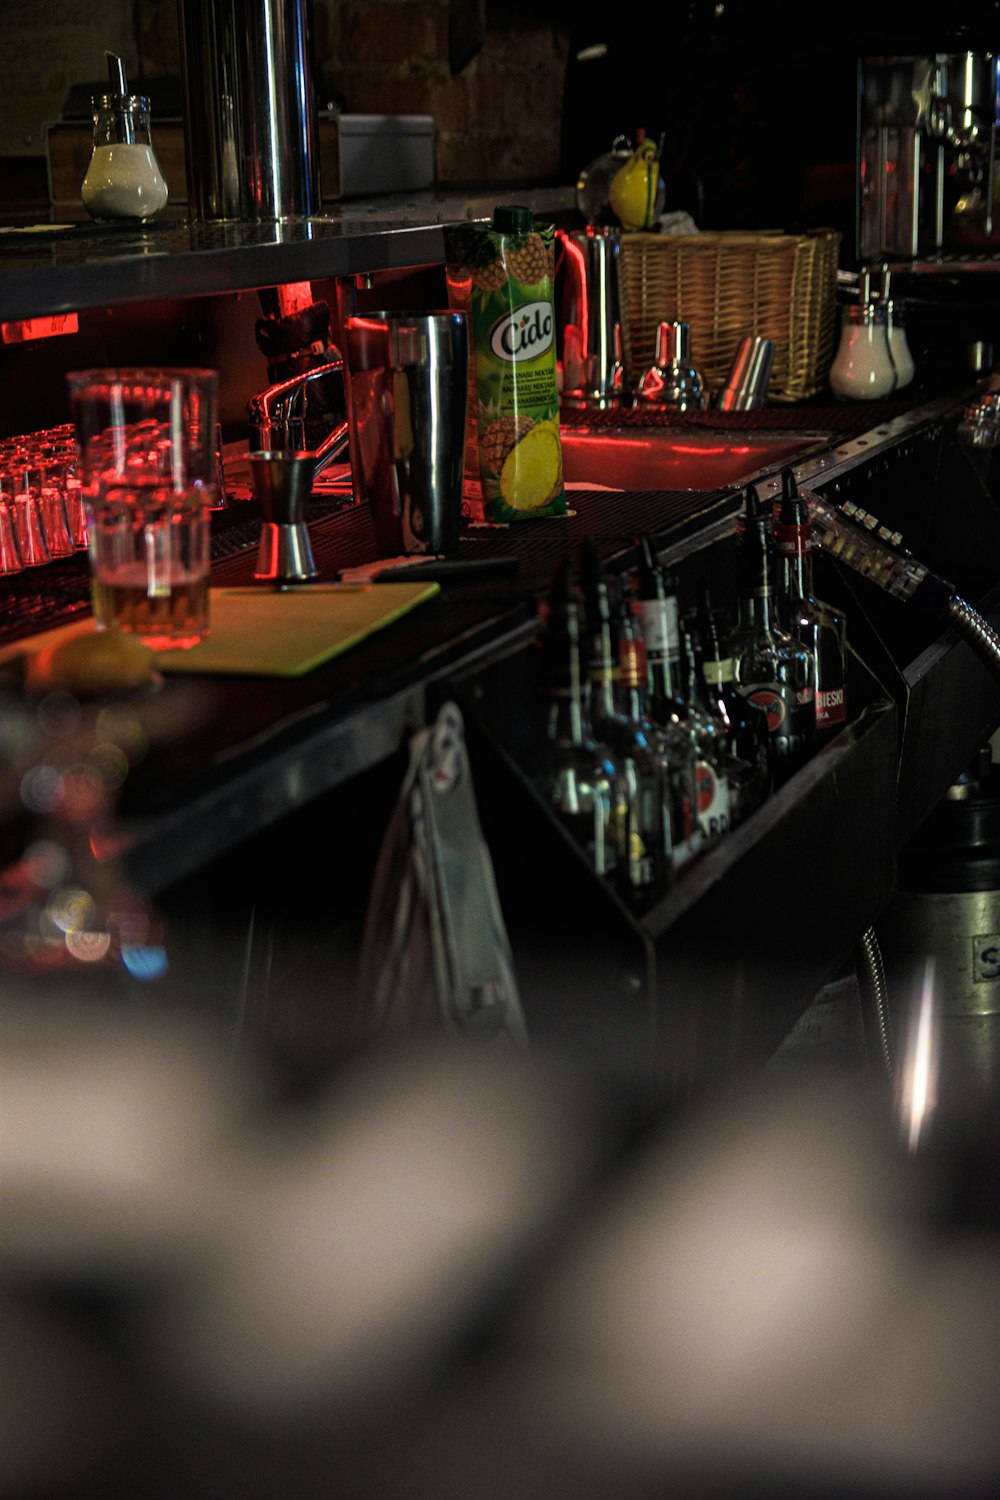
<box><xmin>557</xmin><ymin>3</ymin><xmax>1000</xmax><ymax>250</ymax></box>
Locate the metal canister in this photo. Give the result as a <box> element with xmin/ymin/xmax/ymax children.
<box><xmin>878</xmin><ymin>750</ymin><xmax>1000</xmax><ymax>1116</ymax></box>
<box><xmin>177</xmin><ymin>0</ymin><xmax>320</xmax><ymax>221</ymax></box>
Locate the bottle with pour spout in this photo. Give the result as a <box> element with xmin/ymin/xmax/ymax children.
<box><xmin>81</xmin><ymin>52</ymin><xmax>168</xmax><ymax>221</ymax></box>
<box><xmin>537</xmin><ymin>556</ymin><xmax>629</xmax><ymax>882</ymax></box>
<box><xmin>773</xmin><ymin>468</ymin><xmax>848</xmax><ymax>742</ymax></box>
<box><xmin>729</xmin><ymin>486</ymin><xmax>816</xmax><ymax>785</ymax></box>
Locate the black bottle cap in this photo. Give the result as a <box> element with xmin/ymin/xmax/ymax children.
<box><xmin>580</xmin><ymin>535</ymin><xmax>602</xmax><ymax>595</ymax></box>
<box><xmin>779</xmin><ymin>466</ymin><xmax>806</xmax><ymax>524</ymax></box>
<box><xmin>542</xmin><ymin>555</ymin><xmax>579</xmax><ymax>680</ymax></box>
<box><xmin>492</xmin><ymin>204</ymin><xmax>533</xmax><ymax>234</ymax></box>
<box><xmin>579</xmin><ymin>537</ymin><xmax>610</xmax><ymax>629</ymax></box>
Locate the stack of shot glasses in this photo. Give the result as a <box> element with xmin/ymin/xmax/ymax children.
<box><xmin>0</xmin><ymin>424</ymin><xmax>90</xmax><ymax>575</ymax></box>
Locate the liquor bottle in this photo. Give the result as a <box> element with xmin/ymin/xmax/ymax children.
<box><xmin>615</xmin><ymin>589</ymin><xmax>696</xmax><ymax>880</ymax></box>
<box><xmin>634</xmin><ymin>534</ymin><xmax>684</xmax><ymax>725</ymax></box>
<box><xmin>695</xmin><ymin>578</ymin><xmax>772</xmax><ymax>817</ymax></box>
<box><xmin>580</xmin><ymin>538</ymin><xmax>666</xmax><ymax>901</ymax></box>
<box><xmin>630</xmin><ymin>538</ymin><xmax>703</xmax><ymax>869</ymax></box>
<box><xmin>729</xmin><ymin>486</ymin><xmax>816</xmax><ymax>785</ymax></box>
<box><xmin>677</xmin><ymin>615</ymin><xmax>737</xmax><ymax>842</ymax></box>
<box><xmin>774</xmin><ymin>467</ymin><xmax>848</xmax><ymax>741</ymax></box>
<box><xmin>537</xmin><ymin>555</ymin><xmax>629</xmax><ymax>879</ymax></box>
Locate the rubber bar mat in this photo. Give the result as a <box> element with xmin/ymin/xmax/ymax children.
<box><xmin>0</xmin><ymin>488</ymin><xmax>733</xmax><ymax>646</ymax></box>
<box><xmin>558</xmin><ymin>403</ymin><xmax>912</xmax><ymax>433</ymax></box>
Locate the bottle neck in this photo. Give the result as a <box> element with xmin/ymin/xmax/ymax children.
<box><xmin>688</xmin><ymin>634</ymin><xmax>717</xmax><ymax>713</ymax></box>
<box><xmin>545</xmin><ymin>601</ymin><xmax>587</xmax><ymax>747</ymax></box>
<box><xmin>678</xmin><ymin>626</ymin><xmax>698</xmax><ymax>704</ymax></box>
<box><xmin>737</xmin><ymin>520</ymin><xmax>777</xmax><ymax>633</ymax></box>
<box><xmin>697</xmin><ymin>594</ymin><xmax>734</xmax><ymax>687</ymax></box>
<box><xmin>586</xmin><ymin>619</ymin><xmax>620</xmax><ymax>724</ymax></box>
<box><xmin>774</xmin><ymin>517</ymin><xmax>814</xmax><ymax>601</ymax></box>
<box><xmin>617</xmin><ymin>627</ymin><xmax>651</xmax><ymax>722</ymax></box>
<box><xmin>548</xmin><ymin>684</ymin><xmax>585</xmax><ymax>747</ymax></box>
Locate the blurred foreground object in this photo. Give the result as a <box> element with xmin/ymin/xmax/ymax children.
<box><xmin>0</xmin><ymin>1000</ymin><xmax>998</xmax><ymax>1497</ymax></box>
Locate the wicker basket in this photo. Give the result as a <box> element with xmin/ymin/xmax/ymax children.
<box><xmin>616</xmin><ymin>228</ymin><xmax>842</xmax><ymax>404</ymax></box>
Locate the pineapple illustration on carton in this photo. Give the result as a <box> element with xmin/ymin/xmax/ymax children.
<box><xmin>445</xmin><ymin>206</ymin><xmax>566</xmax><ymax>523</ymax></box>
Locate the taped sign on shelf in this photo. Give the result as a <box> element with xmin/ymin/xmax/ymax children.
<box><xmin>1</xmin><ymin>314</ymin><xmax>78</xmax><ymax>345</ymax></box>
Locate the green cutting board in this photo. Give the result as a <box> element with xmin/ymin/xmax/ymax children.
<box><xmin>3</xmin><ymin>582</ymin><xmax>440</xmax><ymax>679</ymax></box>
<box><xmin>159</xmin><ymin>583</ymin><xmax>441</xmax><ymax>676</ymax></box>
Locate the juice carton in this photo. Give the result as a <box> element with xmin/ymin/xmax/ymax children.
<box><xmin>445</xmin><ymin>205</ymin><xmax>566</xmax><ymax>524</ymax></box>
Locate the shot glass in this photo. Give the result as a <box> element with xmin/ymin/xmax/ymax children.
<box><xmin>67</xmin><ymin>368</ymin><xmax>219</xmax><ymax>649</ymax></box>
<box><xmin>0</xmin><ymin>471</ymin><xmax>24</xmax><ymax>574</ymax></box>
<box><xmin>6</xmin><ymin>462</ymin><xmax>52</xmax><ymax>568</ymax></box>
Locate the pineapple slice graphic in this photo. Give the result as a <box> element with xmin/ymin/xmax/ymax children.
<box><xmin>498</xmin><ymin>419</ymin><xmax>563</xmax><ymax>512</ymax></box>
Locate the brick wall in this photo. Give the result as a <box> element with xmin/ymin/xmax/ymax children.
<box><xmin>321</xmin><ymin>1</ymin><xmax>570</xmax><ymax>185</ymax></box>
<box><xmin>136</xmin><ymin>0</ymin><xmax>571</xmax><ymax>187</ymax></box>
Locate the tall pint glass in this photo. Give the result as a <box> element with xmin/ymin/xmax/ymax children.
<box><xmin>67</xmin><ymin>369</ymin><xmax>218</xmax><ymax>649</ymax></box>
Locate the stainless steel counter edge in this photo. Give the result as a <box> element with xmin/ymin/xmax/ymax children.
<box><xmin>0</xmin><ymin>188</ymin><xmax>576</xmax><ymax>321</ymax></box>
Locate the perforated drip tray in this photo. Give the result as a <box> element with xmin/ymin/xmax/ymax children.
<box><xmin>0</xmin><ymin>485</ymin><xmax>737</xmax><ymax>649</ymax></box>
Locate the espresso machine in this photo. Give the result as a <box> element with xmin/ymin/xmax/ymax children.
<box><xmin>858</xmin><ymin>51</ymin><xmax>999</xmax><ymax>261</ymax></box>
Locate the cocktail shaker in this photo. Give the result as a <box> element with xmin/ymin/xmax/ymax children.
<box><xmin>344</xmin><ymin>311</ymin><xmax>468</xmax><ymax>556</ymax></box>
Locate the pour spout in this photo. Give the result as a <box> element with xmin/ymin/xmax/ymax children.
<box><xmin>106</xmin><ymin>51</ymin><xmax>129</xmax><ymax>96</ymax></box>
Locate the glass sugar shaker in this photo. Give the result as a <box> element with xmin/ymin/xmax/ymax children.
<box><xmin>828</xmin><ymin>268</ymin><xmax>896</xmax><ymax>402</ymax></box>
<box><xmin>81</xmin><ymin>52</ymin><xmax>168</xmax><ymax>222</ymax></box>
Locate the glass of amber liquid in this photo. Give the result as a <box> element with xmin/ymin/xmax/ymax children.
<box><xmin>67</xmin><ymin>369</ymin><xmax>218</xmax><ymax>649</ymax></box>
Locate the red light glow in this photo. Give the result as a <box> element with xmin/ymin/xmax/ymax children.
<box><xmin>1</xmin><ymin>314</ymin><xmax>79</xmax><ymax>345</ymax></box>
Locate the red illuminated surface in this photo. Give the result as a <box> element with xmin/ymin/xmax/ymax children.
<box><xmin>276</xmin><ymin>283</ymin><xmax>315</xmax><ymax>317</ymax></box>
<box><xmin>1</xmin><ymin>314</ymin><xmax>79</xmax><ymax>345</ymax></box>
<box><xmin>560</xmin><ymin>429</ymin><xmax>826</xmax><ymax>491</ymax></box>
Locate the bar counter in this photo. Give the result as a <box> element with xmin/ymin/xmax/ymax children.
<box><xmin>1</xmin><ymin>198</ymin><xmax>999</xmax><ymax>1081</ymax></box>
<box><xmin>3</xmin><ymin>388</ymin><xmax>997</xmax><ymax>1080</ymax></box>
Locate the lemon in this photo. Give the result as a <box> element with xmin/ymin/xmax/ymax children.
<box><xmin>30</xmin><ymin>629</ymin><xmax>156</xmax><ymax>696</ymax></box>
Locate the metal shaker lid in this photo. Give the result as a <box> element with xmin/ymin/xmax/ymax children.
<box><xmin>716</xmin><ymin>336</ymin><xmax>775</xmax><ymax>410</ymax></box>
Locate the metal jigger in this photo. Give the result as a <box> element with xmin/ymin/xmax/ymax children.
<box><xmin>249</xmin><ymin>451</ymin><xmax>319</xmax><ymax>583</ymax></box>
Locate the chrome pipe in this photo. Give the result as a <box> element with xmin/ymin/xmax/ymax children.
<box><xmin>947</xmin><ymin>595</ymin><xmax>1000</xmax><ymax>678</ymax></box>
